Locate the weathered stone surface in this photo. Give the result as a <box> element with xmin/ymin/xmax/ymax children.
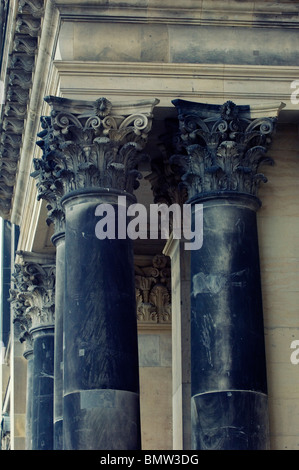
<box><xmin>62</xmin><ymin>191</ymin><xmax>141</xmax><ymax>449</ymax></box>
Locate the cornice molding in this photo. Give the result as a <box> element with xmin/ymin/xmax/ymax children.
<box><xmin>0</xmin><ymin>0</ymin><xmax>45</xmax><ymax>220</ymax></box>
<box><xmin>53</xmin><ymin>0</ymin><xmax>299</xmax><ymax>29</ymax></box>
<box><xmin>55</xmin><ymin>61</ymin><xmax>299</xmax><ymax>79</ymax></box>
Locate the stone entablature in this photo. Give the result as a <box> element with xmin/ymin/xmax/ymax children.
<box><xmin>54</xmin><ymin>0</ymin><xmax>299</xmax><ymax>29</ymax></box>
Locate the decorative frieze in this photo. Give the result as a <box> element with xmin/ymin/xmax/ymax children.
<box><xmin>9</xmin><ymin>53</ymin><xmax>35</xmax><ymax>73</ymax></box>
<box><xmin>16</xmin><ymin>16</ymin><xmax>41</xmax><ymax>37</ymax></box>
<box><xmin>135</xmin><ymin>254</ymin><xmax>171</xmax><ymax>324</ymax></box>
<box><xmin>0</xmin><ymin>0</ymin><xmax>45</xmax><ymax>220</ymax></box>
<box><xmin>170</xmin><ymin>99</ymin><xmax>281</xmax><ymax>202</ymax></box>
<box><xmin>18</xmin><ymin>0</ymin><xmax>45</xmax><ymax>18</ymax></box>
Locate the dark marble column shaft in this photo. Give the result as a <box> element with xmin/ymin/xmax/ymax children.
<box><xmin>24</xmin><ymin>348</ymin><xmax>34</xmax><ymax>450</ymax></box>
<box><xmin>190</xmin><ymin>195</ymin><xmax>268</xmax><ymax>449</ymax></box>
<box><xmin>62</xmin><ymin>190</ymin><xmax>140</xmax><ymax>450</ymax></box>
<box><xmin>171</xmin><ymin>98</ymin><xmax>284</xmax><ymax>450</ymax></box>
<box><xmin>52</xmin><ymin>233</ymin><xmax>65</xmax><ymax>450</ymax></box>
<box><xmin>31</xmin><ymin>326</ymin><xmax>54</xmax><ymax>450</ymax></box>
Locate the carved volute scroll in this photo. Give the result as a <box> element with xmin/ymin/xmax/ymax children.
<box><xmin>135</xmin><ymin>254</ymin><xmax>171</xmax><ymax>325</ymax></box>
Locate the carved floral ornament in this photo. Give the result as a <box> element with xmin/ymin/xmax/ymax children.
<box><xmin>135</xmin><ymin>254</ymin><xmax>171</xmax><ymax>324</ymax></box>
<box><xmin>31</xmin><ymin>96</ymin><xmax>159</xmax><ymax>228</ymax></box>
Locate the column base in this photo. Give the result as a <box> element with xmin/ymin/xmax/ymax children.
<box><xmin>191</xmin><ymin>390</ymin><xmax>269</xmax><ymax>450</ymax></box>
<box><xmin>63</xmin><ymin>389</ymin><xmax>141</xmax><ymax>450</ymax></box>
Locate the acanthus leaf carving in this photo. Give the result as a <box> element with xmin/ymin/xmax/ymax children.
<box><xmin>31</xmin><ymin>96</ymin><xmax>159</xmax><ymax>231</ymax></box>
<box><xmin>10</xmin><ymin>252</ymin><xmax>56</xmax><ymax>336</ymax></box>
<box><xmin>170</xmin><ymin>99</ymin><xmax>280</xmax><ymax>201</ymax></box>
<box><xmin>135</xmin><ymin>254</ymin><xmax>171</xmax><ymax>325</ymax></box>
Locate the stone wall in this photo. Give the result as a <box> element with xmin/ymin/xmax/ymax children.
<box><xmin>258</xmin><ymin>122</ymin><xmax>299</xmax><ymax>450</ymax></box>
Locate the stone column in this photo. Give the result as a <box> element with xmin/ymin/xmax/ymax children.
<box><xmin>10</xmin><ymin>270</ymin><xmax>34</xmax><ymax>450</ymax></box>
<box><xmin>51</xmin><ymin>232</ymin><xmax>64</xmax><ymax>450</ymax></box>
<box><xmin>146</xmin><ymin>131</ymin><xmax>191</xmax><ymax>449</ymax></box>
<box><xmin>171</xmin><ymin>99</ymin><xmax>284</xmax><ymax>450</ymax></box>
<box><xmin>33</xmin><ymin>95</ymin><xmax>159</xmax><ymax>450</ymax></box>
<box><xmin>11</xmin><ymin>251</ymin><xmax>56</xmax><ymax>450</ymax></box>
<box><xmin>163</xmin><ymin>237</ymin><xmax>191</xmax><ymax>449</ymax></box>
<box><xmin>32</xmin><ymin>125</ymin><xmax>66</xmax><ymax>449</ymax></box>
<box><xmin>23</xmin><ymin>345</ymin><xmax>34</xmax><ymax>450</ymax></box>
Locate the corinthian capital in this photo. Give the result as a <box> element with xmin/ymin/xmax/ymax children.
<box><xmin>31</xmin><ymin>96</ymin><xmax>159</xmax><ymax>221</ymax></box>
<box><xmin>9</xmin><ymin>263</ymin><xmax>32</xmax><ymax>346</ymax></box>
<box><xmin>11</xmin><ymin>252</ymin><xmax>56</xmax><ymax>334</ymax></box>
<box><xmin>170</xmin><ymin>99</ymin><xmax>285</xmax><ymax>202</ymax></box>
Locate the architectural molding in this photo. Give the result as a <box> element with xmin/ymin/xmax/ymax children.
<box><xmin>53</xmin><ymin>0</ymin><xmax>299</xmax><ymax>29</ymax></box>
<box><xmin>0</xmin><ymin>0</ymin><xmax>45</xmax><ymax>220</ymax></box>
<box><xmin>54</xmin><ymin>61</ymin><xmax>299</xmax><ymax>111</ymax></box>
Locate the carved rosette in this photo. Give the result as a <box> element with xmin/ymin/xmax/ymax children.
<box><xmin>10</xmin><ymin>252</ymin><xmax>56</xmax><ymax>338</ymax></box>
<box><xmin>135</xmin><ymin>254</ymin><xmax>171</xmax><ymax>324</ymax></box>
<box><xmin>170</xmin><ymin>99</ymin><xmax>283</xmax><ymax>202</ymax></box>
